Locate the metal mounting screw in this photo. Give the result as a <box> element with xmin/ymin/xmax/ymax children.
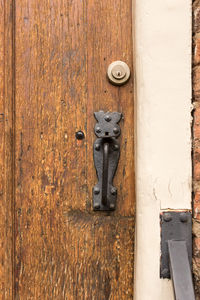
<box><xmin>163</xmin><ymin>213</ymin><xmax>172</xmax><ymax>222</ymax></box>
<box><xmin>96</xmin><ymin>127</ymin><xmax>101</xmax><ymax>133</ymax></box>
<box><xmin>111</xmin><ymin>188</ymin><xmax>117</xmax><ymax>195</ymax></box>
<box><xmin>105</xmin><ymin>115</ymin><xmax>111</xmax><ymax>122</ymax></box>
<box><xmin>180</xmin><ymin>213</ymin><xmax>188</xmax><ymax>223</ymax></box>
<box><xmin>94</xmin><ymin>187</ymin><xmax>100</xmax><ymax>195</ymax></box>
<box><xmin>113</xmin><ymin>144</ymin><xmax>119</xmax><ymax>151</ymax></box>
<box><xmin>113</xmin><ymin>127</ymin><xmax>119</xmax><ymax>134</ymax></box>
<box><xmin>94</xmin><ymin>203</ymin><xmax>100</xmax><ymax>209</ymax></box>
<box><xmin>110</xmin><ymin>203</ymin><xmax>115</xmax><ymax>209</ymax></box>
<box><xmin>95</xmin><ymin>144</ymin><xmax>100</xmax><ymax>151</ymax></box>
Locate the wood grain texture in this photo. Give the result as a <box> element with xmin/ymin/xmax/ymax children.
<box><xmin>0</xmin><ymin>0</ymin><xmax>15</xmax><ymax>298</ymax></box>
<box><xmin>2</xmin><ymin>0</ymin><xmax>135</xmax><ymax>298</ymax></box>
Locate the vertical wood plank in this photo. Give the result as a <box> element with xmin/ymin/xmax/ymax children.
<box><xmin>0</xmin><ymin>0</ymin><xmax>15</xmax><ymax>298</ymax></box>
<box><xmin>86</xmin><ymin>0</ymin><xmax>135</xmax><ymax>216</ymax></box>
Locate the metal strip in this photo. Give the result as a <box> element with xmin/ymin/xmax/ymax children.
<box><xmin>168</xmin><ymin>240</ymin><xmax>195</xmax><ymax>300</ymax></box>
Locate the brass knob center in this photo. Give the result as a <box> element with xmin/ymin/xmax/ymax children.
<box><xmin>107</xmin><ymin>61</ymin><xmax>131</xmax><ymax>86</ymax></box>
<box><xmin>111</xmin><ymin>65</ymin><xmax>126</xmax><ymax>80</ymax></box>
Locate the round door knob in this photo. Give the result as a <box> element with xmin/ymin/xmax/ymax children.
<box><xmin>107</xmin><ymin>61</ymin><xmax>130</xmax><ymax>86</ymax></box>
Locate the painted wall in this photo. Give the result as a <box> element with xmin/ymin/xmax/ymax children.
<box><xmin>134</xmin><ymin>0</ymin><xmax>192</xmax><ymax>299</ymax></box>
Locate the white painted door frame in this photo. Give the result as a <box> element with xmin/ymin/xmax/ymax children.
<box><xmin>134</xmin><ymin>0</ymin><xmax>192</xmax><ymax>299</ymax></box>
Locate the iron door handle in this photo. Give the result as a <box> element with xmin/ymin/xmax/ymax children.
<box><xmin>93</xmin><ymin>111</ymin><xmax>122</xmax><ymax>211</ymax></box>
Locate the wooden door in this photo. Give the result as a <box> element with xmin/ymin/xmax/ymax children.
<box><xmin>0</xmin><ymin>0</ymin><xmax>135</xmax><ymax>299</ymax></box>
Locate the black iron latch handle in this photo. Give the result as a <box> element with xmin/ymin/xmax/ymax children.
<box><xmin>93</xmin><ymin>111</ymin><xmax>122</xmax><ymax>211</ymax></box>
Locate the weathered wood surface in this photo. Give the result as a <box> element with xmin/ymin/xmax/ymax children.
<box><xmin>0</xmin><ymin>0</ymin><xmax>15</xmax><ymax>298</ymax></box>
<box><xmin>1</xmin><ymin>0</ymin><xmax>135</xmax><ymax>299</ymax></box>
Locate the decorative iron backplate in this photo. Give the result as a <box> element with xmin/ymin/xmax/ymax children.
<box><xmin>93</xmin><ymin>111</ymin><xmax>122</xmax><ymax>211</ymax></box>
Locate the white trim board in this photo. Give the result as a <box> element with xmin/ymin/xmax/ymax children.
<box><xmin>134</xmin><ymin>0</ymin><xmax>192</xmax><ymax>299</ymax></box>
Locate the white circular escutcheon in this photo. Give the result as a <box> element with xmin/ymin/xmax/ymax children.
<box><xmin>107</xmin><ymin>61</ymin><xmax>130</xmax><ymax>86</ymax></box>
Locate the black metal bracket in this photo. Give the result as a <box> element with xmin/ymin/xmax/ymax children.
<box><xmin>160</xmin><ymin>211</ymin><xmax>192</xmax><ymax>278</ymax></box>
<box><xmin>160</xmin><ymin>211</ymin><xmax>195</xmax><ymax>300</ymax></box>
<box><xmin>93</xmin><ymin>111</ymin><xmax>122</xmax><ymax>211</ymax></box>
